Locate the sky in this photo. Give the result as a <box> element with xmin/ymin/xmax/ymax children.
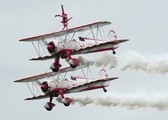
<box><xmin>1</xmin><ymin>0</ymin><xmax>168</xmax><ymax>120</ymax></box>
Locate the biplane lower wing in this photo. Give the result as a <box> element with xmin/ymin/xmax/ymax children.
<box><xmin>72</xmin><ymin>39</ymin><xmax>128</xmax><ymax>55</ymax></box>
<box><xmin>24</xmin><ymin>77</ymin><xmax>118</xmax><ymax>100</ymax></box>
<box><xmin>14</xmin><ymin>61</ymin><xmax>94</xmax><ymax>83</ymax></box>
<box><xmin>30</xmin><ymin>55</ymin><xmax>55</xmax><ymax>60</ymax></box>
<box><xmin>65</xmin><ymin>77</ymin><xmax>118</xmax><ymax>93</ymax></box>
<box><xmin>30</xmin><ymin>39</ymin><xmax>129</xmax><ymax>61</ymax></box>
<box><xmin>25</xmin><ymin>94</ymin><xmax>49</xmax><ymax>100</ymax></box>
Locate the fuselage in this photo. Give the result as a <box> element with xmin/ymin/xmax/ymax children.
<box><xmin>42</xmin><ymin>77</ymin><xmax>110</xmax><ymax>94</ymax></box>
<box><xmin>50</xmin><ymin>38</ymin><xmax>118</xmax><ymax>55</ymax></box>
<box><xmin>53</xmin><ymin>39</ymin><xmax>103</xmax><ymax>53</ymax></box>
<box><xmin>47</xmin><ymin>38</ymin><xmax>119</xmax><ymax>72</ymax></box>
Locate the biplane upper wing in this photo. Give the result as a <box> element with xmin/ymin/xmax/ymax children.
<box><xmin>30</xmin><ymin>39</ymin><xmax>129</xmax><ymax>61</ymax></box>
<box><xmin>24</xmin><ymin>77</ymin><xmax>118</xmax><ymax>100</ymax></box>
<box><xmin>14</xmin><ymin>61</ymin><xmax>94</xmax><ymax>83</ymax></box>
<box><xmin>19</xmin><ymin>21</ymin><xmax>111</xmax><ymax>42</ymax></box>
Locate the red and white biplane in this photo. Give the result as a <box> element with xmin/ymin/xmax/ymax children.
<box><xmin>19</xmin><ymin>5</ymin><xmax>129</xmax><ymax>72</ymax></box>
<box><xmin>14</xmin><ymin>61</ymin><xmax>118</xmax><ymax>111</ymax></box>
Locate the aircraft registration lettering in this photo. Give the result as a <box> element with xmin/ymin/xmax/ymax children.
<box><xmin>82</xmin><ymin>43</ymin><xmax>85</xmax><ymax>48</ymax></box>
<box><xmin>72</xmin><ymin>83</ymin><xmax>77</xmax><ymax>87</ymax></box>
<box><xmin>75</xmin><ymin>42</ymin><xmax>81</xmax><ymax>49</ymax></box>
<box><xmin>78</xmin><ymin>81</ymin><xmax>86</xmax><ymax>86</ymax></box>
<box><xmin>83</xmin><ymin>42</ymin><xmax>94</xmax><ymax>48</ymax></box>
<box><xmin>71</xmin><ymin>81</ymin><xmax>86</xmax><ymax>87</ymax></box>
<box><xmin>86</xmin><ymin>43</ymin><xmax>90</xmax><ymax>47</ymax></box>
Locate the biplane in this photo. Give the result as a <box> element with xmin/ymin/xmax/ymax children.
<box><xmin>19</xmin><ymin>5</ymin><xmax>129</xmax><ymax>72</ymax></box>
<box><xmin>14</xmin><ymin>61</ymin><xmax>118</xmax><ymax>111</ymax></box>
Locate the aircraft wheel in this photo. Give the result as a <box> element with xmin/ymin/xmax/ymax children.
<box><xmin>63</xmin><ymin>103</ymin><xmax>70</xmax><ymax>107</ymax></box>
<box><xmin>51</xmin><ymin>68</ymin><xmax>59</xmax><ymax>72</ymax></box>
<box><xmin>103</xmin><ymin>88</ymin><xmax>107</xmax><ymax>92</ymax></box>
<box><xmin>45</xmin><ymin>107</ymin><xmax>52</xmax><ymax>111</ymax></box>
<box><xmin>70</xmin><ymin>64</ymin><xmax>77</xmax><ymax>68</ymax></box>
<box><xmin>112</xmin><ymin>50</ymin><xmax>116</xmax><ymax>54</ymax></box>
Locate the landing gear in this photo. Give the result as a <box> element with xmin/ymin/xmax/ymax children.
<box><xmin>44</xmin><ymin>95</ymin><xmax>55</xmax><ymax>111</ymax></box>
<box><xmin>50</xmin><ymin>57</ymin><xmax>62</xmax><ymax>72</ymax></box>
<box><xmin>45</xmin><ymin>107</ymin><xmax>52</xmax><ymax>111</ymax></box>
<box><xmin>63</xmin><ymin>103</ymin><xmax>70</xmax><ymax>107</ymax></box>
<box><xmin>59</xmin><ymin>90</ymin><xmax>73</xmax><ymax>107</ymax></box>
<box><xmin>112</xmin><ymin>50</ymin><xmax>116</xmax><ymax>54</ymax></box>
<box><xmin>65</xmin><ymin>50</ymin><xmax>80</xmax><ymax>68</ymax></box>
<box><xmin>51</xmin><ymin>68</ymin><xmax>59</xmax><ymax>72</ymax></box>
<box><xmin>70</xmin><ymin>64</ymin><xmax>77</xmax><ymax>68</ymax></box>
<box><xmin>68</xmin><ymin>58</ymin><xmax>80</xmax><ymax>68</ymax></box>
<box><xmin>62</xmin><ymin>98</ymin><xmax>72</xmax><ymax>107</ymax></box>
<box><xmin>44</xmin><ymin>102</ymin><xmax>55</xmax><ymax>111</ymax></box>
<box><xmin>103</xmin><ymin>87</ymin><xmax>107</xmax><ymax>92</ymax></box>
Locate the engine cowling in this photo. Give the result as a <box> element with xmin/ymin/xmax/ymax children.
<box><xmin>40</xmin><ymin>81</ymin><xmax>57</xmax><ymax>94</ymax></box>
<box><xmin>41</xmin><ymin>82</ymin><xmax>49</xmax><ymax>93</ymax></box>
<box><xmin>47</xmin><ymin>41</ymin><xmax>56</xmax><ymax>54</ymax></box>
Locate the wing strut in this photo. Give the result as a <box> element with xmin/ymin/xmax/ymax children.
<box><xmin>90</xmin><ymin>26</ymin><xmax>97</xmax><ymax>44</ymax></box>
<box><xmin>88</xmin><ymin>66</ymin><xmax>94</xmax><ymax>79</ymax></box>
<box><xmin>32</xmin><ymin>41</ymin><xmax>40</xmax><ymax>57</ymax></box>
<box><xmin>81</xmin><ymin>67</ymin><xmax>87</xmax><ymax>81</ymax></box>
<box><xmin>26</xmin><ymin>81</ymin><xmax>35</xmax><ymax>96</ymax></box>
<box><xmin>70</xmin><ymin>32</ymin><xmax>76</xmax><ymax>42</ymax></box>
<box><xmin>62</xmin><ymin>71</ymin><xmax>68</xmax><ymax>82</ymax></box>
<box><xmin>32</xmin><ymin>81</ymin><xmax>41</xmax><ymax>95</ymax></box>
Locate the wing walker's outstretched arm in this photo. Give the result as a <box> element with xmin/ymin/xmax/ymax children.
<box><xmin>55</xmin><ymin>5</ymin><xmax>72</xmax><ymax>30</ymax></box>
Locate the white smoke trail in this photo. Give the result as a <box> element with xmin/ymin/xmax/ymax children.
<box><xmin>76</xmin><ymin>50</ymin><xmax>168</xmax><ymax>74</ymax></box>
<box><xmin>69</xmin><ymin>93</ymin><xmax>168</xmax><ymax>111</ymax></box>
<box><xmin>94</xmin><ymin>53</ymin><xmax>117</xmax><ymax>69</ymax></box>
<box><xmin>77</xmin><ymin>53</ymin><xmax>117</xmax><ymax>69</ymax></box>
<box><xmin>120</xmin><ymin>51</ymin><xmax>168</xmax><ymax>74</ymax></box>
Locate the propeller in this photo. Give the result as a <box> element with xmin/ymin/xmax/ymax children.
<box><xmin>41</xmin><ymin>84</ymin><xmax>47</xmax><ymax>92</ymax></box>
<box><xmin>40</xmin><ymin>82</ymin><xmax>49</xmax><ymax>93</ymax></box>
<box><xmin>36</xmin><ymin>80</ymin><xmax>42</xmax><ymax>86</ymax></box>
<box><xmin>41</xmin><ymin>40</ymin><xmax>56</xmax><ymax>54</ymax></box>
<box><xmin>47</xmin><ymin>41</ymin><xmax>56</xmax><ymax>54</ymax></box>
<box><xmin>36</xmin><ymin>81</ymin><xmax>49</xmax><ymax>93</ymax></box>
